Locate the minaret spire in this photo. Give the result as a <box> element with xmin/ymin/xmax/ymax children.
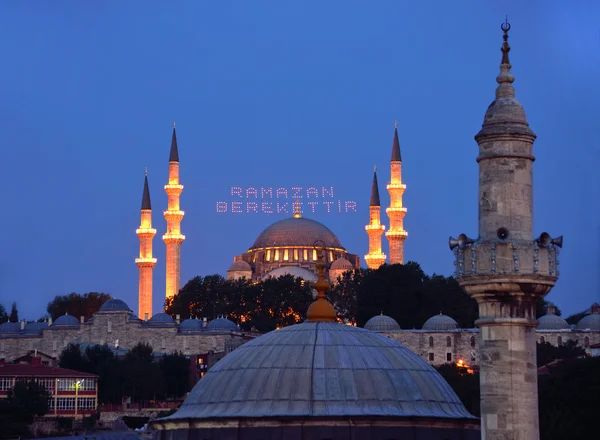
<box><xmin>136</xmin><ymin>170</ymin><xmax>157</xmax><ymax>320</ymax></box>
<box><xmin>385</xmin><ymin>123</ymin><xmax>408</xmax><ymax>264</ymax></box>
<box><xmin>364</xmin><ymin>167</ymin><xmax>386</xmax><ymax>268</ymax></box>
<box><xmin>163</xmin><ymin>124</ymin><xmax>185</xmax><ymax>301</ymax></box>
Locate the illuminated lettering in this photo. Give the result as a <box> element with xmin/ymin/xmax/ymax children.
<box><xmin>277</xmin><ymin>202</ymin><xmax>289</xmax><ymax>213</ymax></box>
<box><xmin>216</xmin><ymin>202</ymin><xmax>227</xmax><ymax>212</ymax></box>
<box><xmin>307</xmin><ymin>201</ymin><xmax>318</xmax><ymax>213</ymax></box>
<box><xmin>345</xmin><ymin>201</ymin><xmax>357</xmax><ymax>212</ymax></box>
<box><xmin>261</xmin><ymin>201</ymin><xmax>273</xmax><ymax>213</ymax></box>
<box><xmin>276</xmin><ymin>188</ymin><xmax>288</xmax><ymax>198</ymax></box>
<box><xmin>231</xmin><ymin>202</ymin><xmax>242</xmax><ymax>213</ymax></box>
<box><xmin>323</xmin><ymin>201</ymin><xmax>334</xmax><ymax>212</ymax></box>
<box><xmin>296</xmin><ymin>201</ymin><xmax>303</xmax><ymax>213</ymax></box>
<box><xmin>291</xmin><ymin>187</ymin><xmax>303</xmax><ymax>198</ymax></box>
<box><xmin>231</xmin><ymin>186</ymin><xmax>242</xmax><ymax>198</ymax></box>
<box><xmin>322</xmin><ymin>186</ymin><xmax>334</xmax><ymax>198</ymax></box>
<box><xmin>246</xmin><ymin>187</ymin><xmax>258</xmax><ymax>198</ymax></box>
<box><xmin>261</xmin><ymin>187</ymin><xmax>273</xmax><ymax>199</ymax></box>
<box><xmin>338</xmin><ymin>199</ymin><xmax>342</xmax><ymax>212</ymax></box>
<box><xmin>247</xmin><ymin>202</ymin><xmax>258</xmax><ymax>213</ymax></box>
<box><xmin>307</xmin><ymin>187</ymin><xmax>319</xmax><ymax>198</ymax></box>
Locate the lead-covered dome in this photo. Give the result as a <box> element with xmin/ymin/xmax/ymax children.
<box><xmin>423</xmin><ymin>313</ymin><xmax>459</xmax><ymax>331</ymax></box>
<box><xmin>163</xmin><ymin>322</ymin><xmax>473</xmax><ymax>421</ymax></box>
<box><xmin>365</xmin><ymin>314</ymin><xmax>401</xmax><ymax>331</ymax></box>
<box><xmin>251</xmin><ymin>217</ymin><xmax>344</xmax><ymax>249</ymax></box>
<box><xmin>576</xmin><ymin>303</ymin><xmax>600</xmax><ymax>331</ymax></box>
<box><xmin>53</xmin><ymin>314</ymin><xmax>80</xmax><ymax>327</ymax></box>
<box><xmin>537</xmin><ymin>307</ymin><xmax>568</xmax><ymax>330</ymax></box>
<box><xmin>206</xmin><ymin>317</ymin><xmax>238</xmax><ymax>331</ymax></box>
<box><xmin>98</xmin><ymin>298</ymin><xmax>131</xmax><ymax>312</ymax></box>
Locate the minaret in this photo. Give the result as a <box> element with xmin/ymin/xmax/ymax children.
<box><xmin>450</xmin><ymin>21</ymin><xmax>562</xmax><ymax>440</ymax></box>
<box><xmin>163</xmin><ymin>123</ymin><xmax>185</xmax><ymax>301</ymax></box>
<box><xmin>136</xmin><ymin>170</ymin><xmax>157</xmax><ymax>319</ymax></box>
<box><xmin>364</xmin><ymin>166</ymin><xmax>386</xmax><ymax>268</ymax></box>
<box><xmin>385</xmin><ymin>122</ymin><xmax>408</xmax><ymax>264</ymax></box>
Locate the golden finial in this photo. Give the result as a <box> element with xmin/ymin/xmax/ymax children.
<box><xmin>306</xmin><ymin>240</ymin><xmax>336</xmax><ymax>322</ymax></box>
<box><xmin>293</xmin><ymin>200</ymin><xmax>302</xmax><ymax>218</ymax></box>
<box><xmin>144</xmin><ymin>167</ymin><xmax>148</xmax><ymax>177</ymax></box>
<box><xmin>394</xmin><ymin>120</ymin><xmax>398</xmax><ymax>129</ymax></box>
<box><xmin>173</xmin><ymin>121</ymin><xmax>176</xmax><ymax>128</ymax></box>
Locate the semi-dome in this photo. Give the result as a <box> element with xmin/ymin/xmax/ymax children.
<box><xmin>160</xmin><ymin>322</ymin><xmax>474</xmax><ymax>422</ymax></box>
<box><xmin>537</xmin><ymin>307</ymin><xmax>569</xmax><ymax>330</ymax></box>
<box><xmin>53</xmin><ymin>314</ymin><xmax>80</xmax><ymax>327</ymax></box>
<box><xmin>227</xmin><ymin>260</ymin><xmax>252</xmax><ymax>272</ymax></box>
<box><xmin>180</xmin><ymin>318</ymin><xmax>203</xmax><ymax>331</ymax></box>
<box><xmin>251</xmin><ymin>217</ymin><xmax>344</xmax><ymax>249</ymax></box>
<box><xmin>330</xmin><ymin>257</ymin><xmax>353</xmax><ymax>270</ymax></box>
<box><xmin>98</xmin><ymin>298</ymin><xmax>131</xmax><ymax>312</ymax></box>
<box><xmin>262</xmin><ymin>266</ymin><xmax>318</xmax><ymax>282</ymax></box>
<box><xmin>206</xmin><ymin>317</ymin><xmax>238</xmax><ymax>331</ymax></box>
<box><xmin>577</xmin><ymin>304</ymin><xmax>600</xmax><ymax>331</ymax></box>
<box><xmin>423</xmin><ymin>313</ymin><xmax>459</xmax><ymax>331</ymax></box>
<box><xmin>365</xmin><ymin>313</ymin><xmax>401</xmax><ymax>331</ymax></box>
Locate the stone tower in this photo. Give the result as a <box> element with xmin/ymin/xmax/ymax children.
<box><xmin>136</xmin><ymin>170</ymin><xmax>157</xmax><ymax>320</ymax></box>
<box><xmin>385</xmin><ymin>122</ymin><xmax>408</xmax><ymax>264</ymax></box>
<box><xmin>449</xmin><ymin>22</ymin><xmax>562</xmax><ymax>440</ymax></box>
<box><xmin>364</xmin><ymin>166</ymin><xmax>386</xmax><ymax>268</ymax></box>
<box><xmin>163</xmin><ymin>124</ymin><xmax>185</xmax><ymax>301</ymax></box>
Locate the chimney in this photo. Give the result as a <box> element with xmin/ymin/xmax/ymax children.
<box><xmin>80</xmin><ymin>316</ymin><xmax>85</xmax><ymax>324</ymax></box>
<box><xmin>144</xmin><ymin>313</ymin><xmax>149</xmax><ymax>321</ymax></box>
<box><xmin>176</xmin><ymin>314</ymin><xmax>181</xmax><ymax>324</ymax></box>
<box><xmin>203</xmin><ymin>317</ymin><xmax>207</xmax><ymax>328</ymax></box>
<box><xmin>20</xmin><ymin>321</ymin><xmax>25</xmax><ymax>330</ymax></box>
<box><xmin>48</xmin><ymin>317</ymin><xmax>52</xmax><ymax>326</ymax></box>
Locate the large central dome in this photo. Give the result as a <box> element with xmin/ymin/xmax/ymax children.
<box><xmin>250</xmin><ymin>217</ymin><xmax>345</xmax><ymax>250</ymax></box>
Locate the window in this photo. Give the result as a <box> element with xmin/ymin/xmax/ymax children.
<box><xmin>274</xmin><ymin>249</ymin><xmax>279</xmax><ymax>261</ymax></box>
<box><xmin>446</xmin><ymin>336</ymin><xmax>452</xmax><ymax>347</ymax></box>
<box><xmin>329</xmin><ymin>251</ymin><xmax>334</xmax><ymax>261</ymax></box>
<box><xmin>77</xmin><ymin>398</ymin><xmax>96</xmax><ymax>410</ymax></box>
<box><xmin>56</xmin><ymin>398</ymin><xmax>75</xmax><ymax>411</ymax></box>
<box><xmin>107</xmin><ymin>321</ymin><xmax>112</xmax><ymax>333</ymax></box>
<box><xmin>312</xmin><ymin>249</ymin><xmax>317</xmax><ymax>261</ymax></box>
<box><xmin>470</xmin><ymin>336</ymin><xmax>476</xmax><ymax>347</ymax></box>
<box><xmin>428</xmin><ymin>353</ymin><xmax>434</xmax><ymax>361</ymax></box>
<box><xmin>294</xmin><ymin>249</ymin><xmax>299</xmax><ymax>261</ymax></box>
<box><xmin>38</xmin><ymin>378</ymin><xmax>55</xmax><ymax>392</ymax></box>
<box><xmin>283</xmin><ymin>249</ymin><xmax>289</xmax><ymax>261</ymax></box>
<box><xmin>266</xmin><ymin>249</ymin><xmax>271</xmax><ymax>262</ymax></box>
<box><xmin>303</xmin><ymin>249</ymin><xmax>308</xmax><ymax>261</ymax></box>
<box><xmin>585</xmin><ymin>337</ymin><xmax>590</xmax><ymax>348</ymax></box>
<box><xmin>540</xmin><ymin>336</ymin><xmax>545</xmax><ymax>344</ymax></box>
<box><xmin>428</xmin><ymin>336</ymin><xmax>434</xmax><ymax>348</ymax></box>
<box><xmin>446</xmin><ymin>353</ymin><xmax>452</xmax><ymax>362</ymax></box>
<box><xmin>79</xmin><ymin>378</ymin><xmax>96</xmax><ymax>391</ymax></box>
<box><xmin>48</xmin><ymin>398</ymin><xmax>55</xmax><ymax>410</ymax></box>
<box><xmin>557</xmin><ymin>336</ymin><xmax>563</xmax><ymax>346</ymax></box>
<box><xmin>57</xmin><ymin>379</ymin><xmax>76</xmax><ymax>391</ymax></box>
<box><xmin>0</xmin><ymin>378</ymin><xmax>13</xmax><ymax>391</ymax></box>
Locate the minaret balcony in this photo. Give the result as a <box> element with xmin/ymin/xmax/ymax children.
<box><xmin>136</xmin><ymin>227</ymin><xmax>157</xmax><ymax>236</ymax></box>
<box><xmin>164</xmin><ymin>184</ymin><xmax>184</xmax><ymax>195</ymax></box>
<box><xmin>365</xmin><ymin>224</ymin><xmax>386</xmax><ymax>231</ymax></box>
<box><xmin>164</xmin><ymin>210</ymin><xmax>185</xmax><ymax>222</ymax></box>
<box><xmin>163</xmin><ymin>233</ymin><xmax>186</xmax><ymax>242</ymax></box>
<box><xmin>364</xmin><ymin>253</ymin><xmax>386</xmax><ymax>261</ymax></box>
<box><xmin>452</xmin><ymin>239</ymin><xmax>560</xmax><ymax>279</ymax></box>
<box><xmin>385</xmin><ymin>207</ymin><xmax>407</xmax><ymax>214</ymax></box>
<box><xmin>135</xmin><ymin>257</ymin><xmax>157</xmax><ymax>266</ymax></box>
<box><xmin>385</xmin><ymin>230</ymin><xmax>408</xmax><ymax>237</ymax></box>
<box><xmin>386</xmin><ymin>183</ymin><xmax>407</xmax><ymax>190</ymax></box>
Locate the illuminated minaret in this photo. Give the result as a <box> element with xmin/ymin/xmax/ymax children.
<box><xmin>136</xmin><ymin>170</ymin><xmax>157</xmax><ymax>319</ymax></box>
<box><xmin>364</xmin><ymin>166</ymin><xmax>386</xmax><ymax>268</ymax></box>
<box><xmin>385</xmin><ymin>122</ymin><xmax>408</xmax><ymax>264</ymax></box>
<box><xmin>163</xmin><ymin>123</ymin><xmax>185</xmax><ymax>301</ymax></box>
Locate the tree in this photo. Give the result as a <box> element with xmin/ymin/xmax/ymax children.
<box><xmin>124</xmin><ymin>342</ymin><xmax>165</xmax><ymax>402</ymax></box>
<box><xmin>537</xmin><ymin>340</ymin><xmax>585</xmax><ymax>367</ymax></box>
<box><xmin>160</xmin><ymin>353</ymin><xmax>191</xmax><ymax>399</ymax></box>
<box><xmin>59</xmin><ymin>343</ymin><xmax>90</xmax><ymax>373</ymax></box>
<box><xmin>565</xmin><ymin>310</ymin><xmax>587</xmax><ymax>326</ymax></box>
<box><xmin>0</xmin><ymin>379</ymin><xmax>50</xmax><ymax>437</ymax></box>
<box><xmin>329</xmin><ymin>268</ymin><xmax>364</xmax><ymax>324</ymax></box>
<box><xmin>0</xmin><ymin>304</ymin><xmax>7</xmax><ymax>324</ymax></box>
<box><xmin>536</xmin><ymin>298</ymin><xmax>562</xmax><ymax>319</ymax></box>
<box><xmin>47</xmin><ymin>292</ymin><xmax>112</xmax><ymax>321</ymax></box>
<box><xmin>9</xmin><ymin>302</ymin><xmax>18</xmax><ymax>323</ymax></box>
<box><xmin>436</xmin><ymin>363</ymin><xmax>480</xmax><ymax>417</ymax></box>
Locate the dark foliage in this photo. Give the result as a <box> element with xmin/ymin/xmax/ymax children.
<box><xmin>47</xmin><ymin>292</ymin><xmax>112</xmax><ymax>321</ymax></box>
<box><xmin>436</xmin><ymin>363</ymin><xmax>480</xmax><ymax>417</ymax></box>
<box><xmin>0</xmin><ymin>304</ymin><xmax>7</xmax><ymax>324</ymax></box>
<box><xmin>538</xmin><ymin>357</ymin><xmax>600</xmax><ymax>440</ymax></box>
<box><xmin>536</xmin><ymin>298</ymin><xmax>562</xmax><ymax>319</ymax></box>
<box><xmin>0</xmin><ymin>379</ymin><xmax>50</xmax><ymax>438</ymax></box>
<box><xmin>565</xmin><ymin>311</ymin><xmax>587</xmax><ymax>325</ymax></box>
<box><xmin>160</xmin><ymin>353</ymin><xmax>191</xmax><ymax>399</ymax></box>
<box><xmin>9</xmin><ymin>302</ymin><xmax>18</xmax><ymax>323</ymax></box>
<box><xmin>537</xmin><ymin>340</ymin><xmax>585</xmax><ymax>367</ymax></box>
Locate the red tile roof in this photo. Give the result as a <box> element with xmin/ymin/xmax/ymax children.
<box><xmin>0</xmin><ymin>364</ymin><xmax>97</xmax><ymax>378</ymax></box>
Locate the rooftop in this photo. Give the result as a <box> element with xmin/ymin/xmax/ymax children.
<box><xmin>0</xmin><ymin>363</ymin><xmax>97</xmax><ymax>378</ymax></box>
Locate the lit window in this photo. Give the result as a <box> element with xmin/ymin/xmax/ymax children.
<box><xmin>447</xmin><ymin>353</ymin><xmax>452</xmax><ymax>362</ymax></box>
<box><xmin>329</xmin><ymin>251</ymin><xmax>333</xmax><ymax>261</ymax></box>
<box><xmin>79</xmin><ymin>379</ymin><xmax>96</xmax><ymax>391</ymax></box>
<box><xmin>294</xmin><ymin>249</ymin><xmax>299</xmax><ymax>261</ymax></box>
<box><xmin>274</xmin><ymin>249</ymin><xmax>280</xmax><ymax>261</ymax></box>
<box><xmin>48</xmin><ymin>398</ymin><xmax>55</xmax><ymax>410</ymax></box>
<box><xmin>266</xmin><ymin>249</ymin><xmax>271</xmax><ymax>262</ymax></box>
<box><xmin>303</xmin><ymin>249</ymin><xmax>308</xmax><ymax>261</ymax></box>
<box><xmin>57</xmin><ymin>379</ymin><xmax>76</xmax><ymax>391</ymax></box>
<box><xmin>0</xmin><ymin>378</ymin><xmax>13</xmax><ymax>391</ymax></box>
<box><xmin>56</xmin><ymin>397</ymin><xmax>75</xmax><ymax>410</ymax></box>
<box><xmin>312</xmin><ymin>249</ymin><xmax>317</xmax><ymax>261</ymax></box>
<box><xmin>77</xmin><ymin>397</ymin><xmax>96</xmax><ymax>410</ymax></box>
<box><xmin>198</xmin><ymin>358</ymin><xmax>203</xmax><ymax>365</ymax></box>
<box><xmin>283</xmin><ymin>249</ymin><xmax>289</xmax><ymax>261</ymax></box>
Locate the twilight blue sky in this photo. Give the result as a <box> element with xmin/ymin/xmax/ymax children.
<box><xmin>0</xmin><ymin>1</ymin><xmax>598</xmax><ymax>320</ymax></box>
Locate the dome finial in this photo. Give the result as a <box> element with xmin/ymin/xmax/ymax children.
<box><xmin>293</xmin><ymin>200</ymin><xmax>302</xmax><ymax>218</ymax></box>
<box><xmin>495</xmin><ymin>18</ymin><xmax>515</xmax><ymax>98</ymax></box>
<box><xmin>306</xmin><ymin>240</ymin><xmax>336</xmax><ymax>322</ymax></box>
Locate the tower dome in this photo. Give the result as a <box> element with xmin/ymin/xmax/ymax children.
<box><xmin>537</xmin><ymin>306</ymin><xmax>569</xmax><ymax>330</ymax></box>
<box><xmin>365</xmin><ymin>313</ymin><xmax>401</xmax><ymax>331</ymax></box>
<box><xmin>251</xmin><ymin>217</ymin><xmax>344</xmax><ymax>249</ymax></box>
<box><xmin>98</xmin><ymin>298</ymin><xmax>132</xmax><ymax>312</ymax></box>
<box><xmin>422</xmin><ymin>313</ymin><xmax>459</xmax><ymax>331</ymax></box>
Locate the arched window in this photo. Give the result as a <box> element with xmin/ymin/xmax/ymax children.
<box><xmin>540</xmin><ymin>336</ymin><xmax>545</xmax><ymax>344</ymax></box>
<box><xmin>585</xmin><ymin>336</ymin><xmax>590</xmax><ymax>348</ymax></box>
<box><xmin>429</xmin><ymin>336</ymin><xmax>434</xmax><ymax>348</ymax></box>
<box><xmin>470</xmin><ymin>336</ymin><xmax>476</xmax><ymax>347</ymax></box>
<box><xmin>446</xmin><ymin>336</ymin><xmax>452</xmax><ymax>347</ymax></box>
<box><xmin>557</xmin><ymin>336</ymin><xmax>562</xmax><ymax>346</ymax></box>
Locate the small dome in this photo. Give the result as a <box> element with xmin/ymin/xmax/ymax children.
<box><xmin>162</xmin><ymin>322</ymin><xmax>473</xmax><ymax>421</ymax></box>
<box><xmin>251</xmin><ymin>217</ymin><xmax>344</xmax><ymax>249</ymax></box>
<box><xmin>227</xmin><ymin>260</ymin><xmax>252</xmax><ymax>272</ymax></box>
<box><xmin>54</xmin><ymin>314</ymin><xmax>80</xmax><ymax>327</ymax></box>
<box><xmin>149</xmin><ymin>313</ymin><xmax>175</xmax><ymax>323</ymax></box>
<box><xmin>0</xmin><ymin>322</ymin><xmax>20</xmax><ymax>334</ymax></box>
<box><xmin>537</xmin><ymin>308</ymin><xmax>569</xmax><ymax>330</ymax></box>
<box><xmin>99</xmin><ymin>298</ymin><xmax>131</xmax><ymax>312</ymax></box>
<box><xmin>365</xmin><ymin>314</ymin><xmax>401</xmax><ymax>331</ymax></box>
<box><xmin>262</xmin><ymin>266</ymin><xmax>318</xmax><ymax>282</ymax></box>
<box><xmin>206</xmin><ymin>317</ymin><xmax>238</xmax><ymax>331</ymax></box>
<box><xmin>180</xmin><ymin>319</ymin><xmax>203</xmax><ymax>331</ymax></box>
<box><xmin>423</xmin><ymin>314</ymin><xmax>459</xmax><ymax>331</ymax></box>
<box><xmin>330</xmin><ymin>257</ymin><xmax>353</xmax><ymax>270</ymax></box>
<box><xmin>128</xmin><ymin>314</ymin><xmax>141</xmax><ymax>322</ymax></box>
<box><xmin>577</xmin><ymin>307</ymin><xmax>600</xmax><ymax>331</ymax></box>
